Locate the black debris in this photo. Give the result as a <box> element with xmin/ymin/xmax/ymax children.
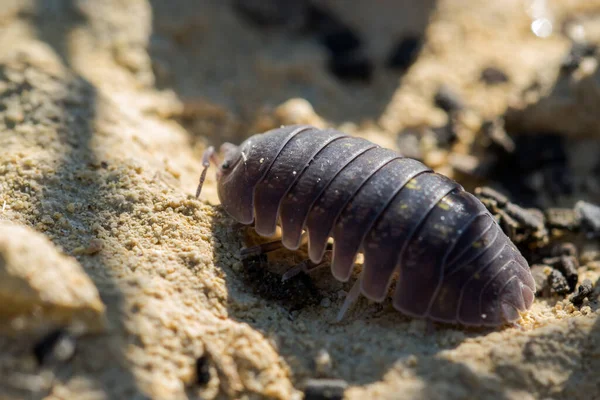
<box><xmin>480</xmin><ymin>66</ymin><xmax>509</xmax><ymax>85</ymax></box>
<box><xmin>303</xmin><ymin>378</ymin><xmax>348</xmax><ymax>400</ymax></box>
<box><xmin>431</xmin><ymin>122</ymin><xmax>458</xmax><ymax>148</ymax></box>
<box><xmin>434</xmin><ymin>85</ymin><xmax>464</xmax><ymax>114</ymax></box>
<box><xmin>550</xmin><ymin>242</ymin><xmax>578</xmax><ymax>258</ymax></box>
<box><xmin>545</xmin><ymin>255</ymin><xmax>579</xmax><ymax>292</ymax></box>
<box><xmin>530</xmin><ymin>265</ymin><xmax>550</xmax><ymax>296</ymax></box>
<box><xmin>570</xmin><ymin>279</ymin><xmax>594</xmax><ymax>306</ymax></box>
<box><xmin>548</xmin><ymin>268</ymin><xmax>570</xmax><ymax>295</ymax></box>
<box><xmin>505</xmin><ymin>203</ymin><xmax>546</xmax><ymax>232</ymax></box>
<box><xmin>575</xmin><ymin>201</ymin><xmax>600</xmax><ymax>237</ymax></box>
<box><xmin>33</xmin><ymin>328</ymin><xmax>77</xmax><ymax>366</ymax></box>
<box><xmin>476</xmin><ymin>186</ymin><xmax>509</xmax><ymax>207</ymax></box>
<box><xmin>196</xmin><ymin>354</ymin><xmax>211</xmax><ymax>386</ymax></box>
<box><xmin>560</xmin><ymin>42</ymin><xmax>597</xmax><ymax>73</ymax></box>
<box><xmin>544</xmin><ymin>208</ymin><xmax>581</xmax><ymax>231</ymax></box>
<box><xmin>475</xmin><ymin>186</ymin><xmax>548</xmax><ymax>248</ymax></box>
<box><xmin>386</xmin><ymin>35</ymin><xmax>422</xmax><ymax>71</ymax></box>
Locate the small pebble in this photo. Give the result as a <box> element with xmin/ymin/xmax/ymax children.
<box><xmin>320</xmin><ymin>297</ymin><xmax>331</xmax><ymax>308</ymax></box>
<box><xmin>303</xmin><ymin>378</ymin><xmax>347</xmax><ymax>400</ymax></box>
<box><xmin>431</xmin><ymin>123</ymin><xmax>457</xmax><ymax>148</ymax></box>
<box><xmin>530</xmin><ymin>264</ymin><xmax>550</xmax><ymax>296</ymax></box>
<box><xmin>551</xmin><ymin>243</ymin><xmax>578</xmax><ymax>258</ymax></box>
<box><xmin>570</xmin><ymin>279</ymin><xmax>594</xmax><ymax>306</ymax></box>
<box><xmin>475</xmin><ymin>187</ymin><xmax>509</xmax><ymax>207</ymax></box>
<box><xmin>434</xmin><ymin>85</ymin><xmax>464</xmax><ymax>113</ymax></box>
<box><xmin>544</xmin><ymin>208</ymin><xmax>581</xmax><ymax>231</ymax></box>
<box><xmin>548</xmin><ymin>269</ymin><xmax>570</xmax><ymax>295</ymax></box>
<box><xmin>33</xmin><ymin>328</ymin><xmax>77</xmax><ymax>365</ymax></box>
<box><xmin>315</xmin><ymin>348</ymin><xmax>332</xmax><ymax>376</ymax></box>
<box><xmin>575</xmin><ymin>201</ymin><xmax>600</xmax><ymax>236</ymax></box>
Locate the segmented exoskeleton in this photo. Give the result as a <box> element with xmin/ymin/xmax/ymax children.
<box><xmin>197</xmin><ymin>125</ymin><xmax>535</xmax><ymax>327</ymax></box>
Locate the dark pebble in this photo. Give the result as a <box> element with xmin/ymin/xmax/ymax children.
<box><xmin>548</xmin><ymin>268</ymin><xmax>570</xmax><ymax>295</ymax></box>
<box><xmin>542</xmin><ymin>255</ymin><xmax>579</xmax><ymax>293</ymax></box>
<box><xmin>530</xmin><ymin>265</ymin><xmax>550</xmax><ymax>296</ymax></box>
<box><xmin>327</xmin><ymin>51</ymin><xmax>373</xmax><ymax>82</ymax></box>
<box><xmin>196</xmin><ymin>354</ymin><xmax>211</xmax><ymax>386</ymax></box>
<box><xmin>570</xmin><ymin>279</ymin><xmax>594</xmax><ymax>306</ymax></box>
<box><xmin>559</xmin><ymin>255</ymin><xmax>579</xmax><ymax>292</ymax></box>
<box><xmin>505</xmin><ymin>203</ymin><xmax>545</xmax><ymax>231</ymax></box>
<box><xmin>475</xmin><ymin>186</ymin><xmax>509</xmax><ymax>207</ymax></box>
<box><xmin>550</xmin><ymin>242</ymin><xmax>578</xmax><ymax>258</ymax></box>
<box><xmin>480</xmin><ymin>67</ymin><xmax>509</xmax><ymax>85</ymax></box>
<box><xmin>33</xmin><ymin>328</ymin><xmax>76</xmax><ymax>365</ymax></box>
<box><xmin>544</xmin><ymin>208</ymin><xmax>581</xmax><ymax>231</ymax></box>
<box><xmin>431</xmin><ymin>122</ymin><xmax>457</xmax><ymax>148</ymax></box>
<box><xmin>387</xmin><ymin>35</ymin><xmax>422</xmax><ymax>71</ymax></box>
<box><xmin>304</xmin><ymin>379</ymin><xmax>348</xmax><ymax>400</ymax></box>
<box><xmin>434</xmin><ymin>85</ymin><xmax>464</xmax><ymax>113</ymax></box>
<box><xmin>575</xmin><ymin>201</ymin><xmax>600</xmax><ymax>236</ymax></box>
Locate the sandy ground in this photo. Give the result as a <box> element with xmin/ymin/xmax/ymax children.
<box><xmin>0</xmin><ymin>0</ymin><xmax>599</xmax><ymax>399</ymax></box>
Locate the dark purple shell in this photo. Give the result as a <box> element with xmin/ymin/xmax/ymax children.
<box><xmin>216</xmin><ymin>125</ymin><xmax>536</xmax><ymax>326</ymax></box>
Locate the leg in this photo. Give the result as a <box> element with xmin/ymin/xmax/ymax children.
<box><xmin>281</xmin><ymin>250</ymin><xmax>332</xmax><ymax>282</ymax></box>
<box><xmin>240</xmin><ymin>240</ymin><xmax>285</xmax><ymax>258</ymax></box>
<box><xmin>196</xmin><ymin>146</ymin><xmax>217</xmax><ymax>198</ymax></box>
<box><xmin>240</xmin><ymin>231</ymin><xmax>308</xmax><ymax>258</ymax></box>
<box><xmin>335</xmin><ymin>272</ymin><xmax>363</xmax><ymax>322</ymax></box>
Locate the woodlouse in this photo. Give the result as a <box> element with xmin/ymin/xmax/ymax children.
<box><xmin>197</xmin><ymin>125</ymin><xmax>536</xmax><ymax>327</ymax></box>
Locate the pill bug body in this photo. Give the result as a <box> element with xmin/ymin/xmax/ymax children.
<box><xmin>209</xmin><ymin>125</ymin><xmax>535</xmax><ymax>327</ymax></box>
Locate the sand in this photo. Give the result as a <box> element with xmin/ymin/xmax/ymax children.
<box><xmin>0</xmin><ymin>0</ymin><xmax>599</xmax><ymax>399</ymax></box>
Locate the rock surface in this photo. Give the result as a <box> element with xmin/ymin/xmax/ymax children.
<box><xmin>0</xmin><ymin>0</ymin><xmax>599</xmax><ymax>399</ymax></box>
<box><xmin>0</xmin><ymin>222</ymin><xmax>105</xmax><ymax>333</ymax></box>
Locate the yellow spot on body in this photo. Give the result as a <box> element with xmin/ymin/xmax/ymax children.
<box><xmin>405</xmin><ymin>179</ymin><xmax>420</xmax><ymax>190</ymax></box>
<box><xmin>438</xmin><ymin>202</ymin><xmax>450</xmax><ymax>211</ymax></box>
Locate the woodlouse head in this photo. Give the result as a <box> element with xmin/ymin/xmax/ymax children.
<box><xmin>216</xmin><ymin>142</ymin><xmax>242</xmax><ymax>181</ymax></box>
